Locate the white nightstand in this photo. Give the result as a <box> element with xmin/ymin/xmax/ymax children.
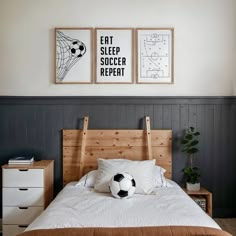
<box><xmin>2</xmin><ymin>160</ymin><xmax>54</xmax><ymax>236</ymax></box>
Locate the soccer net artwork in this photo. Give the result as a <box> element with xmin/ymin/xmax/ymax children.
<box><xmin>55</xmin><ymin>28</ymin><xmax>92</xmax><ymax>83</ymax></box>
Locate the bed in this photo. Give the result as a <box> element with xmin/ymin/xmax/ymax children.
<box><xmin>18</xmin><ymin>117</ymin><xmax>231</xmax><ymax>236</ymax></box>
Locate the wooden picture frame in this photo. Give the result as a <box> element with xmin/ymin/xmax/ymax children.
<box><xmin>55</xmin><ymin>28</ymin><xmax>93</xmax><ymax>84</ymax></box>
<box><xmin>136</xmin><ymin>28</ymin><xmax>174</xmax><ymax>84</ymax></box>
<box><xmin>95</xmin><ymin>28</ymin><xmax>134</xmax><ymax>84</ymax></box>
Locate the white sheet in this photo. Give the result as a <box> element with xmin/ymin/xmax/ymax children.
<box><xmin>26</xmin><ymin>180</ymin><xmax>220</xmax><ymax>231</ymax></box>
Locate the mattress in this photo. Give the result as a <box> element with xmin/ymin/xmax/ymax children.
<box><xmin>26</xmin><ymin>180</ymin><xmax>220</xmax><ymax>231</ymax></box>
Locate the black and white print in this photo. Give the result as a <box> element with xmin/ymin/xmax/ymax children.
<box><xmin>136</xmin><ymin>28</ymin><xmax>174</xmax><ymax>84</ymax></box>
<box><xmin>55</xmin><ymin>28</ymin><xmax>93</xmax><ymax>83</ymax></box>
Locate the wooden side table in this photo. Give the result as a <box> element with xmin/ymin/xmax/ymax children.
<box><xmin>183</xmin><ymin>187</ymin><xmax>212</xmax><ymax>217</ymax></box>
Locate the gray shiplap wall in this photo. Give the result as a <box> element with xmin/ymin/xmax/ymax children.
<box><xmin>0</xmin><ymin>96</ymin><xmax>235</xmax><ymax>217</ymax></box>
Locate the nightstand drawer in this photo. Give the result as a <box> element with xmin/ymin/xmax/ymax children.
<box><xmin>3</xmin><ymin>169</ymin><xmax>44</xmax><ymax>187</ymax></box>
<box><xmin>3</xmin><ymin>225</ymin><xmax>28</xmax><ymax>236</ymax></box>
<box><xmin>3</xmin><ymin>206</ymin><xmax>43</xmax><ymax>224</ymax></box>
<box><xmin>3</xmin><ymin>187</ymin><xmax>44</xmax><ymax>206</ymax></box>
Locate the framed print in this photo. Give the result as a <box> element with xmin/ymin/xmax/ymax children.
<box><xmin>136</xmin><ymin>28</ymin><xmax>174</xmax><ymax>84</ymax></box>
<box><xmin>55</xmin><ymin>28</ymin><xmax>93</xmax><ymax>84</ymax></box>
<box><xmin>95</xmin><ymin>28</ymin><xmax>134</xmax><ymax>84</ymax></box>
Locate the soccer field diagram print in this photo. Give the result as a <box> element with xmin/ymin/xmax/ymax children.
<box><xmin>136</xmin><ymin>28</ymin><xmax>174</xmax><ymax>84</ymax></box>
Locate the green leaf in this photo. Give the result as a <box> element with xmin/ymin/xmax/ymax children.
<box><xmin>185</xmin><ymin>134</ymin><xmax>193</xmax><ymax>140</ymax></box>
<box><xmin>181</xmin><ymin>127</ymin><xmax>200</xmax><ymax>161</ymax></box>
<box><xmin>187</xmin><ymin>147</ymin><xmax>198</xmax><ymax>154</ymax></box>
<box><xmin>181</xmin><ymin>139</ymin><xmax>189</xmax><ymax>144</ymax></box>
<box><xmin>181</xmin><ymin>148</ymin><xmax>188</xmax><ymax>153</ymax></box>
<box><xmin>191</xmin><ymin>148</ymin><xmax>199</xmax><ymax>153</ymax></box>
<box><xmin>183</xmin><ymin>167</ymin><xmax>192</xmax><ymax>174</ymax></box>
<box><xmin>182</xmin><ymin>167</ymin><xmax>200</xmax><ymax>183</ymax></box>
<box><xmin>190</xmin><ymin>127</ymin><xmax>195</xmax><ymax>132</ymax></box>
<box><xmin>190</xmin><ymin>140</ymin><xmax>199</xmax><ymax>146</ymax></box>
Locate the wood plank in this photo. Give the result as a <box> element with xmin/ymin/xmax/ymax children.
<box><xmin>180</xmin><ymin>104</ymin><xmax>189</xmax><ymax>129</ymax></box>
<box><xmin>144</xmin><ymin>105</ymin><xmax>154</xmax><ymax>128</ymax></box>
<box><xmin>44</xmin><ymin>160</ymin><xmax>54</xmax><ymax>208</ymax></box>
<box><xmin>63</xmin><ymin>130</ymin><xmax>172</xmax><ymax>147</ymax></box>
<box><xmin>2</xmin><ymin>160</ymin><xmax>54</xmax><ymax>169</ymax></box>
<box><xmin>171</xmin><ymin>105</ymin><xmax>182</xmax><ymax>183</ymax></box>
<box><xmin>212</xmin><ymin>104</ymin><xmax>222</xmax><ymax>207</ymax></box>
<box><xmin>146</xmin><ymin>116</ymin><xmax>153</xmax><ymax>160</ymax></box>
<box><xmin>134</xmin><ymin>105</ymin><xmax>145</xmax><ymax>129</ymax></box>
<box><xmin>125</xmin><ymin>105</ymin><xmax>137</xmax><ymax>129</ymax></box>
<box><xmin>189</xmin><ymin>104</ymin><xmax>197</xmax><ymax>127</ymax></box>
<box><xmin>79</xmin><ymin>116</ymin><xmax>89</xmax><ymax>178</ymax></box>
<box><xmin>219</xmin><ymin>105</ymin><xmax>230</xmax><ymax>207</ymax></box>
<box><xmin>63</xmin><ymin>146</ymin><xmax>171</xmax><ymax>163</ymax></box>
<box><xmin>153</xmin><ymin>105</ymin><xmax>163</xmax><ymax>129</ymax></box>
<box><xmin>203</xmin><ymin>105</ymin><xmax>214</xmax><ymax>188</ymax></box>
<box><xmin>163</xmin><ymin>105</ymin><xmax>172</xmax><ymax>129</ymax></box>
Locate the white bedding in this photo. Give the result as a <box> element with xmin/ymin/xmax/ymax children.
<box><xmin>26</xmin><ymin>180</ymin><xmax>220</xmax><ymax>231</ymax></box>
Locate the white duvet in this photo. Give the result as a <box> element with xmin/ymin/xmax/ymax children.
<box><xmin>26</xmin><ymin>181</ymin><xmax>220</xmax><ymax>231</ymax></box>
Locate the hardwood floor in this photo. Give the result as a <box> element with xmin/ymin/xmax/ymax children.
<box><xmin>215</xmin><ymin>218</ymin><xmax>236</xmax><ymax>236</ymax></box>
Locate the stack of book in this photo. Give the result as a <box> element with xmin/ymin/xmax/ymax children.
<box><xmin>191</xmin><ymin>196</ymin><xmax>206</xmax><ymax>212</ymax></box>
<box><xmin>8</xmin><ymin>156</ymin><xmax>34</xmax><ymax>165</ymax></box>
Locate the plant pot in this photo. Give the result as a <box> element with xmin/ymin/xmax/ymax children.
<box><xmin>186</xmin><ymin>182</ymin><xmax>200</xmax><ymax>191</ymax></box>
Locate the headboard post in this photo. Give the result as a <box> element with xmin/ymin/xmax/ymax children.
<box><xmin>79</xmin><ymin>116</ymin><xmax>89</xmax><ymax>178</ymax></box>
<box><xmin>145</xmin><ymin>116</ymin><xmax>153</xmax><ymax>160</ymax></box>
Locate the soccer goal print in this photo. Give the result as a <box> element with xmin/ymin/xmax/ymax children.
<box><xmin>55</xmin><ymin>28</ymin><xmax>93</xmax><ymax>83</ymax></box>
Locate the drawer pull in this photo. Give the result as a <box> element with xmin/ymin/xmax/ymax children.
<box><xmin>19</xmin><ymin>207</ymin><xmax>28</xmax><ymax>210</ymax></box>
<box><xmin>18</xmin><ymin>169</ymin><xmax>29</xmax><ymax>172</ymax></box>
<box><xmin>19</xmin><ymin>188</ymin><xmax>29</xmax><ymax>191</ymax></box>
<box><xmin>18</xmin><ymin>225</ymin><xmax>28</xmax><ymax>228</ymax></box>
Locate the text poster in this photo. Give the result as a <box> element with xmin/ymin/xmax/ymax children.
<box><xmin>96</xmin><ymin>28</ymin><xmax>133</xmax><ymax>83</ymax></box>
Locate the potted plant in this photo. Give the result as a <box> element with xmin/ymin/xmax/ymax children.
<box><xmin>181</xmin><ymin>127</ymin><xmax>201</xmax><ymax>191</ymax></box>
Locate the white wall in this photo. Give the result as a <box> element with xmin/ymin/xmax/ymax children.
<box><xmin>0</xmin><ymin>0</ymin><xmax>236</xmax><ymax>96</ymax></box>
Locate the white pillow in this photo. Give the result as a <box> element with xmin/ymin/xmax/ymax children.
<box><xmin>153</xmin><ymin>165</ymin><xmax>172</xmax><ymax>187</ymax></box>
<box><xmin>94</xmin><ymin>159</ymin><xmax>156</xmax><ymax>194</ymax></box>
<box><xmin>75</xmin><ymin>165</ymin><xmax>172</xmax><ymax>188</ymax></box>
<box><xmin>75</xmin><ymin>170</ymin><xmax>97</xmax><ymax>188</ymax></box>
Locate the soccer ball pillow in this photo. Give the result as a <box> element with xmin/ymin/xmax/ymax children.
<box><xmin>109</xmin><ymin>172</ymin><xmax>136</xmax><ymax>199</ymax></box>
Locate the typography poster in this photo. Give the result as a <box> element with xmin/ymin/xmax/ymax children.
<box><xmin>95</xmin><ymin>28</ymin><xmax>133</xmax><ymax>83</ymax></box>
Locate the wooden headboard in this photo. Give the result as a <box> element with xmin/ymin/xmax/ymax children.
<box><xmin>63</xmin><ymin>117</ymin><xmax>172</xmax><ymax>186</ymax></box>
